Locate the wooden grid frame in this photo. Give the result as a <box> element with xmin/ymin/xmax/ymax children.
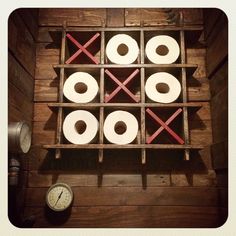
<box><xmin>44</xmin><ymin>20</ymin><xmax>204</xmax><ymax>164</ymax></box>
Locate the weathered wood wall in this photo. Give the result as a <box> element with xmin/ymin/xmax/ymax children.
<box><xmin>11</xmin><ymin>8</ymin><xmax>226</xmax><ymax>227</ymax></box>
<box><xmin>204</xmin><ymin>8</ymin><xmax>228</xmax><ymax>223</ymax></box>
<box><xmin>8</xmin><ymin>8</ymin><xmax>38</xmax><ymax>226</ymax></box>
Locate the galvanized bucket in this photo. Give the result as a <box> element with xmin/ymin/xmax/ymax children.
<box><xmin>8</xmin><ymin>121</ymin><xmax>32</xmax><ymax>154</ymax></box>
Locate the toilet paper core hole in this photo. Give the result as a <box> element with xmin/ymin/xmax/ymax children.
<box><xmin>74</xmin><ymin>82</ymin><xmax>88</xmax><ymax>94</ymax></box>
<box><xmin>114</xmin><ymin>121</ymin><xmax>127</xmax><ymax>135</ymax></box>
<box><xmin>117</xmin><ymin>43</ymin><xmax>129</xmax><ymax>56</ymax></box>
<box><xmin>156</xmin><ymin>83</ymin><xmax>170</xmax><ymax>94</ymax></box>
<box><xmin>75</xmin><ymin>120</ymin><xmax>87</xmax><ymax>134</ymax></box>
<box><xmin>156</xmin><ymin>45</ymin><xmax>169</xmax><ymax>56</ymax></box>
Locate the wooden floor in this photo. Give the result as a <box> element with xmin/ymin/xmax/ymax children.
<box><xmin>17</xmin><ymin>8</ymin><xmax>227</xmax><ymax>227</ymax></box>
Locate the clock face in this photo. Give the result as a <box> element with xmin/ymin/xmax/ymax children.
<box><xmin>46</xmin><ymin>183</ymin><xmax>73</xmax><ymax>211</ymax></box>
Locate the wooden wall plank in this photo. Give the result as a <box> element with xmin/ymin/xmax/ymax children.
<box><xmin>206</xmin><ymin>14</ymin><xmax>228</xmax><ymax>77</ymax></box>
<box><xmin>25</xmin><ymin>186</ymin><xmax>220</xmax><ymax>207</ymax></box>
<box><xmin>210</xmin><ymin>87</ymin><xmax>228</xmax><ymax>143</ymax></box>
<box><xmin>125</xmin><ymin>9</ymin><xmax>203</xmax><ymax>27</ymax></box>
<box><xmin>33</xmin><ymin>103</ymin><xmax>57</xmax><ymax>122</ymax></box>
<box><xmin>28</xmin><ymin>170</ymin><xmax>216</xmax><ymax>188</ymax></box>
<box><xmin>204</xmin><ymin>8</ymin><xmax>222</xmax><ymax>40</ymax></box>
<box><xmin>34</xmin><ymin>80</ymin><xmax>58</xmax><ymax>102</ymax></box>
<box><xmin>210</xmin><ymin>61</ymin><xmax>228</xmax><ymax>99</ymax></box>
<box><xmin>186</xmin><ymin>48</ymin><xmax>210</xmax><ymax>101</ymax></box>
<box><xmin>182</xmin><ymin>9</ymin><xmax>203</xmax><ymax>25</ymax></box>
<box><xmin>39</xmin><ymin>9</ymin><xmax>106</xmax><ymax>26</ymax></box>
<box><xmin>18</xmin><ymin>8</ymin><xmax>39</xmax><ymax>41</ymax></box>
<box><xmin>23</xmin><ymin>206</ymin><xmax>224</xmax><ymax>228</ymax></box>
<box><xmin>125</xmin><ymin>8</ymin><xmax>177</xmax><ymax>26</ymax></box>
<box><xmin>212</xmin><ymin>141</ymin><xmax>228</xmax><ymax>170</ymax></box>
<box><xmin>32</xmin><ymin>122</ymin><xmax>56</xmax><ymax>145</ymax></box>
<box><xmin>28</xmin><ymin>172</ymin><xmax>170</xmax><ymax>187</ymax></box>
<box><xmin>189</xmin><ymin>119</ymin><xmax>212</xmax><ymax>145</ymax></box>
<box><xmin>8</xmin><ymin>12</ymin><xmax>36</xmax><ymax>77</ymax></box>
<box><xmin>187</xmin><ymin>79</ymin><xmax>210</xmax><ymax>101</ymax></box>
<box><xmin>171</xmin><ymin>170</ymin><xmax>216</xmax><ymax>186</ymax></box>
<box><xmin>8</xmin><ymin>53</ymin><xmax>34</xmax><ymax>100</ymax></box>
<box><xmin>106</xmin><ymin>9</ymin><xmax>124</xmax><ymax>27</ymax></box>
<box><xmin>186</xmin><ymin>48</ymin><xmax>206</xmax><ymax>78</ymax></box>
<box><xmin>8</xmin><ymin>82</ymin><xmax>33</xmax><ymax>124</ymax></box>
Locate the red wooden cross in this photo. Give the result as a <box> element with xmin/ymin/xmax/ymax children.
<box><xmin>146</xmin><ymin>108</ymin><xmax>184</xmax><ymax>144</ymax></box>
<box><xmin>105</xmin><ymin>69</ymin><xmax>140</xmax><ymax>103</ymax></box>
<box><xmin>66</xmin><ymin>33</ymin><xmax>100</xmax><ymax>64</ymax></box>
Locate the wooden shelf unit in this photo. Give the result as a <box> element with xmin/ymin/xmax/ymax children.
<box><xmin>44</xmin><ymin>22</ymin><xmax>204</xmax><ymax>164</ymax></box>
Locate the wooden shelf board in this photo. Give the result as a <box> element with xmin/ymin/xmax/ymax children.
<box><xmin>47</xmin><ymin>102</ymin><xmax>203</xmax><ymax>108</ymax></box>
<box><xmin>53</xmin><ymin>63</ymin><xmax>197</xmax><ymax>69</ymax></box>
<box><xmin>46</xmin><ymin>26</ymin><xmax>203</xmax><ymax>32</ymax></box>
<box><xmin>43</xmin><ymin>144</ymin><xmax>204</xmax><ymax>150</ymax></box>
<box><xmin>53</xmin><ymin>64</ymin><xmax>197</xmax><ymax>78</ymax></box>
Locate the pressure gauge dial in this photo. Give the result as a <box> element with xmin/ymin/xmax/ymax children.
<box><xmin>46</xmin><ymin>183</ymin><xmax>73</xmax><ymax>212</ymax></box>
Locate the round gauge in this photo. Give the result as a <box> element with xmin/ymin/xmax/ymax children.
<box><xmin>8</xmin><ymin>121</ymin><xmax>32</xmax><ymax>154</ymax></box>
<box><xmin>46</xmin><ymin>183</ymin><xmax>73</xmax><ymax>212</ymax></box>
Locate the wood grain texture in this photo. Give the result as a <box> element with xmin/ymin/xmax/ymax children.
<box><xmin>27</xmin><ymin>171</ymin><xmax>170</xmax><ymax>187</ymax></box>
<box><xmin>39</xmin><ymin>9</ymin><xmax>106</xmax><ymax>26</ymax></box>
<box><xmin>35</xmin><ymin>43</ymin><xmax>60</xmax><ymax>80</ymax></box>
<box><xmin>8</xmin><ymin>11</ymin><xmax>36</xmax><ymax>77</ymax></box>
<box><xmin>34</xmin><ymin>80</ymin><xmax>58</xmax><ymax>101</ymax></box>
<box><xmin>106</xmin><ymin>9</ymin><xmax>124</xmax><ymax>27</ymax></box>
<box><xmin>212</xmin><ymin>141</ymin><xmax>228</xmax><ymax>170</ymax></box>
<box><xmin>23</xmin><ymin>206</ymin><xmax>224</xmax><ymax>228</ymax></box>
<box><xmin>210</xmin><ymin>61</ymin><xmax>228</xmax><ymax>98</ymax></box>
<box><xmin>204</xmin><ymin>8</ymin><xmax>222</xmax><ymax>40</ymax></box>
<box><xmin>18</xmin><ymin>8</ymin><xmax>39</xmax><ymax>40</ymax></box>
<box><xmin>206</xmin><ymin>13</ymin><xmax>228</xmax><ymax>77</ymax></box>
<box><xmin>125</xmin><ymin>9</ymin><xmax>177</xmax><ymax>26</ymax></box>
<box><xmin>125</xmin><ymin>9</ymin><xmax>203</xmax><ymax>27</ymax></box>
<box><xmin>8</xmin><ymin>53</ymin><xmax>34</xmax><ymax>100</ymax></box>
<box><xmin>25</xmin><ymin>186</ymin><xmax>220</xmax><ymax>206</ymax></box>
<box><xmin>8</xmin><ymin>82</ymin><xmax>33</xmax><ymax>124</ymax></box>
<box><xmin>210</xmin><ymin>86</ymin><xmax>228</xmax><ymax>143</ymax></box>
<box><xmin>182</xmin><ymin>8</ymin><xmax>203</xmax><ymax>25</ymax></box>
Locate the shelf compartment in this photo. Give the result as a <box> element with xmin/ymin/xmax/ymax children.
<box><xmin>63</xmin><ymin>67</ymin><xmax>101</xmax><ymax>103</ymax></box>
<box><xmin>65</xmin><ymin>31</ymin><xmax>101</xmax><ymax>64</ymax></box>
<box><xmin>144</xmin><ymin>30</ymin><xmax>181</xmax><ymax>64</ymax></box>
<box><xmin>146</xmin><ymin>107</ymin><xmax>184</xmax><ymax>144</ymax></box>
<box><xmin>104</xmin><ymin>68</ymin><xmax>140</xmax><ymax>103</ymax></box>
<box><xmin>105</xmin><ymin>30</ymin><xmax>140</xmax><ymax>64</ymax></box>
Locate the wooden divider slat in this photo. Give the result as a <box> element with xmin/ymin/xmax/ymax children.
<box><xmin>55</xmin><ymin>26</ymin><xmax>66</xmax><ymax>159</ymax></box>
<box><xmin>180</xmin><ymin>29</ymin><xmax>190</xmax><ymax>161</ymax></box>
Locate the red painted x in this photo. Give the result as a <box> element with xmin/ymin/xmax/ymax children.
<box><xmin>105</xmin><ymin>69</ymin><xmax>140</xmax><ymax>103</ymax></box>
<box><xmin>146</xmin><ymin>108</ymin><xmax>184</xmax><ymax>144</ymax></box>
<box><xmin>66</xmin><ymin>33</ymin><xmax>100</xmax><ymax>64</ymax></box>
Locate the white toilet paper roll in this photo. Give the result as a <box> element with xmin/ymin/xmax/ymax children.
<box><xmin>106</xmin><ymin>34</ymin><xmax>139</xmax><ymax>64</ymax></box>
<box><xmin>104</xmin><ymin>110</ymin><xmax>139</xmax><ymax>145</ymax></box>
<box><xmin>63</xmin><ymin>110</ymin><xmax>98</xmax><ymax>144</ymax></box>
<box><xmin>63</xmin><ymin>72</ymin><xmax>99</xmax><ymax>103</ymax></box>
<box><xmin>145</xmin><ymin>35</ymin><xmax>180</xmax><ymax>64</ymax></box>
<box><xmin>145</xmin><ymin>72</ymin><xmax>181</xmax><ymax>103</ymax></box>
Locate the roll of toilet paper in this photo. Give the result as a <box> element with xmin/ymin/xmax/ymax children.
<box><xmin>106</xmin><ymin>34</ymin><xmax>139</xmax><ymax>64</ymax></box>
<box><xmin>63</xmin><ymin>72</ymin><xmax>99</xmax><ymax>103</ymax></box>
<box><xmin>63</xmin><ymin>110</ymin><xmax>98</xmax><ymax>144</ymax></box>
<box><xmin>145</xmin><ymin>35</ymin><xmax>180</xmax><ymax>64</ymax></box>
<box><xmin>104</xmin><ymin>110</ymin><xmax>139</xmax><ymax>145</ymax></box>
<box><xmin>145</xmin><ymin>72</ymin><xmax>181</xmax><ymax>103</ymax></box>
